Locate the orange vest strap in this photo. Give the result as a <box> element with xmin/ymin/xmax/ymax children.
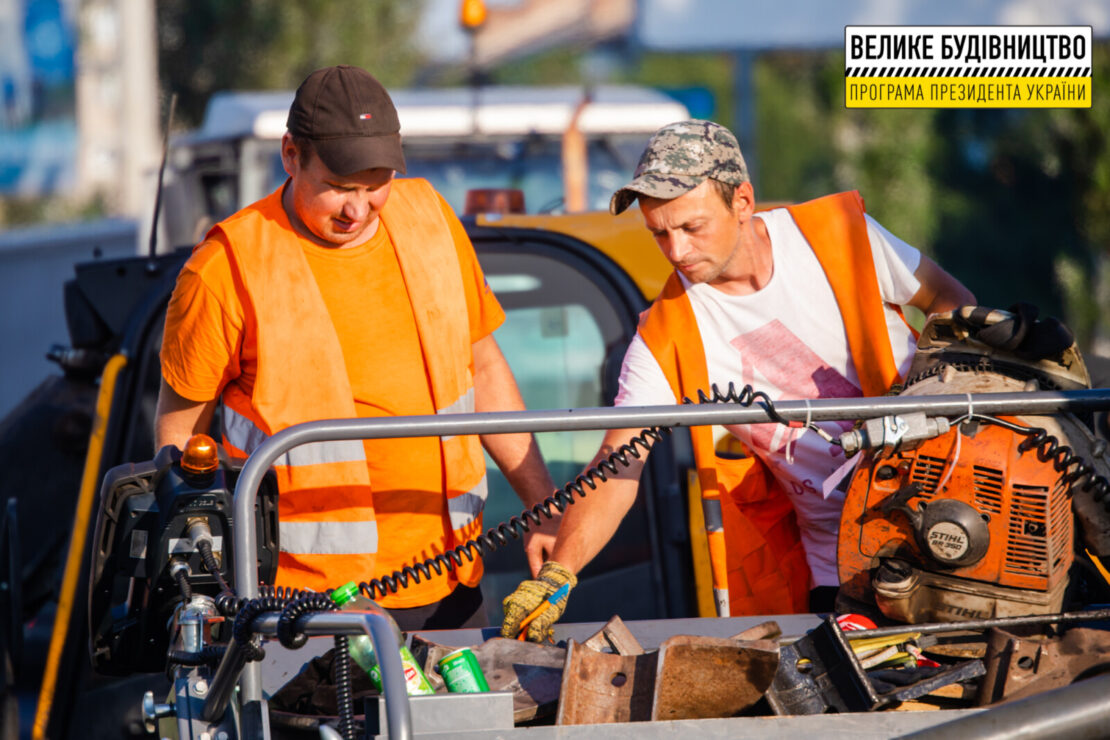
<box><xmin>215</xmin><ymin>189</ymin><xmax>357</xmax><ymax>434</ymax></box>
<box><xmin>638</xmin><ymin>274</ymin><xmax>810</xmax><ymax>616</ymax></box>
<box><xmin>786</xmin><ymin>191</ymin><xmax>900</xmax><ymax>396</ymax></box>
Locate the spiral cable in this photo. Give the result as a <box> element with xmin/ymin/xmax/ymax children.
<box><xmin>216</xmin><ymin>584</ymin><xmax>315</xmax><ymax>617</ymax></box>
<box><xmin>276</xmin><ymin>593</ymin><xmax>338</xmax><ymax>649</ymax></box>
<box><xmin>975</xmin><ymin>415</ymin><xmax>1110</xmax><ymax>503</ymax></box>
<box><xmin>356</xmin><ymin>383</ymin><xmax>784</xmax><ymax>599</ymax></box>
<box><xmin>357</xmin><ymin>424</ymin><xmax>669</xmax><ymax>599</ymax></box>
<box><xmin>333</xmin><ymin>634</ymin><xmax>356</xmax><ymax>740</ymax></box>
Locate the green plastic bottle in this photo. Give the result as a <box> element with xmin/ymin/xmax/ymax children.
<box><xmin>329</xmin><ymin>582</ymin><xmax>435</xmax><ymax>695</ymax></box>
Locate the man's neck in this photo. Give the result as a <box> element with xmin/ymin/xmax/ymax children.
<box><xmin>709</xmin><ymin>216</ymin><xmax>774</xmax><ymax>296</ymax></box>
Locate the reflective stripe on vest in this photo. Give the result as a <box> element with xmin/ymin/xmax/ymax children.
<box><xmin>279</xmin><ymin>519</ymin><xmax>379</xmax><ymax>556</ymax></box>
<box><xmin>447</xmin><ymin>474</ymin><xmax>489</xmax><ymax>530</ymax></box>
<box><xmin>438</xmin><ymin>387</ymin><xmax>475</xmax><ymax>442</ymax></box>
<box><xmin>222</xmin><ymin>405</ymin><xmax>367</xmax><ymax>467</ymax></box>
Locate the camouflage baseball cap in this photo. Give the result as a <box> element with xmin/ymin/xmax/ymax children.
<box><xmin>609</xmin><ymin>120</ymin><xmax>749</xmax><ymax>215</ymax></box>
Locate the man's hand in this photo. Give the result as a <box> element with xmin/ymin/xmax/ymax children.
<box><xmin>501</xmin><ymin>560</ymin><xmax>576</xmax><ymax>642</ymax></box>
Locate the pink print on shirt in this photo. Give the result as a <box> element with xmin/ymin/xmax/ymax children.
<box><xmin>730</xmin><ymin>319</ymin><xmax>860</xmax><ymax>455</ymax></box>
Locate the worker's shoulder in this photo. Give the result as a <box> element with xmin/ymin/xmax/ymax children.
<box><xmin>180</xmin><ymin>233</ymin><xmax>235</xmax><ymax>286</ymax></box>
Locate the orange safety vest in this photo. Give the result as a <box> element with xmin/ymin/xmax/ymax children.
<box><xmin>212</xmin><ymin>178</ymin><xmax>488</xmax><ymax>593</ymax></box>
<box><xmin>637</xmin><ymin>191</ymin><xmax>902</xmax><ymax>616</ymax></box>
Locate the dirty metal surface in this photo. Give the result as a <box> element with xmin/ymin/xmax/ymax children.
<box><xmin>411</xmin><ymin>635</ymin><xmax>566</xmax><ymax>722</ymax></box>
<box><xmin>978</xmin><ymin>626</ymin><xmax>1110</xmax><ymax>705</ymax></box>
<box><xmin>582</xmin><ymin>616</ymin><xmax>644</xmax><ymax>656</ymax></box>
<box><xmin>730</xmin><ymin>620</ymin><xmax>782</xmax><ymax>641</ymax></box>
<box><xmin>555</xmin><ymin>639</ymin><xmax>657</xmax><ymax>725</ymax></box>
<box><xmin>651</xmin><ymin>634</ymin><xmax>779</xmax><ymax>721</ymax></box>
<box><xmin>767</xmin><ymin>615</ymin><xmax>881</xmax><ymax>715</ymax></box>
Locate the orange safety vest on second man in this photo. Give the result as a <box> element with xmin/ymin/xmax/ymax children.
<box><xmin>637</xmin><ymin>191</ymin><xmax>903</xmax><ymax>617</ymax></box>
<box><xmin>211</xmin><ymin>178</ymin><xmax>489</xmax><ymax>593</ymax></box>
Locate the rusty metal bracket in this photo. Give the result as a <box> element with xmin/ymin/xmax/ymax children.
<box><xmin>555</xmin><ymin>638</ymin><xmax>656</xmax><ymax>725</ymax></box>
<box><xmin>651</xmin><ymin>635</ymin><xmax>779</xmax><ymax>721</ymax></box>
<box><xmin>581</xmin><ymin>615</ymin><xmax>644</xmax><ymax>656</ymax></box>
<box><xmin>978</xmin><ymin>626</ymin><xmax>1110</xmax><ymax>705</ymax></box>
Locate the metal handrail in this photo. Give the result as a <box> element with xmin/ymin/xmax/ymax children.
<box><xmin>203</xmin><ymin>610</ymin><xmax>412</xmax><ymax>739</ymax></box>
<box><xmin>230</xmin><ymin>388</ymin><xmax>1110</xmax><ymax>709</ymax></box>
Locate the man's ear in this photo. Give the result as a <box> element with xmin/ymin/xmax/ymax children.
<box><xmin>279</xmin><ymin>132</ymin><xmax>298</xmax><ymax>177</ymax></box>
<box><xmin>732</xmin><ymin>181</ymin><xmax>755</xmax><ymax>218</ymax></box>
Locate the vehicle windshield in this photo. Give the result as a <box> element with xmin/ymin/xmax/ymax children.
<box><xmin>266</xmin><ymin>135</ymin><xmax>646</xmax><ymax>214</ymax></box>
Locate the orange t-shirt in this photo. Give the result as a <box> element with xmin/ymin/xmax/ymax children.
<box><xmin>161</xmin><ymin>191</ymin><xmax>504</xmax><ymax>607</ymax></box>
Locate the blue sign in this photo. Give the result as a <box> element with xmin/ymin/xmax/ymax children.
<box><xmin>0</xmin><ymin>0</ymin><xmax>76</xmax><ymax>194</ymax></box>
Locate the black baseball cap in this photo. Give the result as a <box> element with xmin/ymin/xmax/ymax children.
<box><xmin>286</xmin><ymin>65</ymin><xmax>407</xmax><ymax>176</ymax></box>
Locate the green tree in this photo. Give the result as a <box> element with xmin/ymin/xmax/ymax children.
<box><xmin>157</xmin><ymin>0</ymin><xmax>426</xmax><ymax>127</ymax></box>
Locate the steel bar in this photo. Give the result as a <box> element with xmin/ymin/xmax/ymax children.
<box><xmin>232</xmin><ymin>387</ymin><xmax>1110</xmax><ymax>705</ymax></box>
<box><xmin>202</xmin><ymin>636</ymin><xmax>248</xmax><ymax>723</ymax></box>
<box><xmin>848</xmin><ymin>607</ymin><xmax>1110</xmax><ymax>640</ymax></box>
<box><xmin>897</xmin><ymin>671</ymin><xmax>1110</xmax><ymax>740</ymax></box>
<box><xmin>225</xmin><ymin>611</ymin><xmax>413</xmax><ymax>740</ymax></box>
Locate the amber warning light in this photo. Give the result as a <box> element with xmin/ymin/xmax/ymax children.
<box><xmin>460</xmin><ymin>0</ymin><xmax>488</xmax><ymax>30</ymax></box>
<box><xmin>182</xmin><ymin>433</ymin><xmax>219</xmax><ymax>475</ymax></box>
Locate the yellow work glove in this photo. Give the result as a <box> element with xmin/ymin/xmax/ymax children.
<box><xmin>501</xmin><ymin>560</ymin><xmax>577</xmax><ymax>642</ymax></box>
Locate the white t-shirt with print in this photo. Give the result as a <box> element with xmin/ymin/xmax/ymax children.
<box><xmin>616</xmin><ymin>208</ymin><xmax>923</xmax><ymax>587</ymax></box>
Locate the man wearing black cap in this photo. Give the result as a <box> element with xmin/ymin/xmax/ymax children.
<box><xmin>156</xmin><ymin>65</ymin><xmax>557</xmax><ymax>629</ymax></box>
<box><xmin>503</xmin><ymin>119</ymin><xmax>975</xmax><ymax>641</ymax></box>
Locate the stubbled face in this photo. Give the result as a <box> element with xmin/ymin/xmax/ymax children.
<box><xmin>280</xmin><ymin>134</ymin><xmax>393</xmax><ymax>248</ymax></box>
<box><xmin>640</xmin><ymin>179</ymin><xmax>748</xmax><ymax>287</ymax></box>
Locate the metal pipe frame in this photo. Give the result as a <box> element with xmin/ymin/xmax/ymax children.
<box><xmin>231</xmin><ymin>388</ymin><xmax>1110</xmax><ymax>707</ymax></box>
<box><xmin>210</xmin><ymin>611</ymin><xmax>413</xmax><ymax>740</ymax></box>
<box><xmin>898</xmin><ymin>671</ymin><xmax>1110</xmax><ymax>740</ymax></box>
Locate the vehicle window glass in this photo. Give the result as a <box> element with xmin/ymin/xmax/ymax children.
<box><xmin>475</xmin><ymin>248</ymin><xmax>652</xmax><ymax>618</ymax></box>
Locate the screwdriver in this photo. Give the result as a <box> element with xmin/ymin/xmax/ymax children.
<box><xmin>516</xmin><ymin>582</ymin><xmax>571</xmax><ymax>641</ymax></box>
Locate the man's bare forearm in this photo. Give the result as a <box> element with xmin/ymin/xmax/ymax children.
<box><xmin>550</xmin><ymin>428</ymin><xmax>645</xmax><ymax>573</ymax></box>
<box><xmin>154</xmin><ymin>377</ymin><xmax>218</xmax><ymax>452</ymax></box>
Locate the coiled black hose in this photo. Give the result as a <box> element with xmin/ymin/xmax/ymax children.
<box><xmin>333</xmin><ymin>635</ymin><xmax>355</xmax><ymax>740</ymax></box>
<box><xmin>215</xmin><ymin>584</ymin><xmax>315</xmax><ymax>617</ymax></box>
<box><xmin>976</xmin><ymin>415</ymin><xmax>1110</xmax><ymax>502</ymax></box>
<box><xmin>272</xmin><ymin>593</ymin><xmax>355</xmax><ymax>740</ymax></box>
<box><xmin>339</xmin><ymin>382</ymin><xmax>805</xmax><ymax>598</ymax></box>
<box><xmin>357</xmin><ymin>424</ymin><xmax>669</xmax><ymax>598</ymax></box>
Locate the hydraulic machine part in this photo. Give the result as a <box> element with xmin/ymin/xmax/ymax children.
<box><xmin>838</xmin><ymin>308</ymin><xmax>1110</xmax><ymax>623</ymax></box>
<box><xmin>88</xmin><ymin>434</ymin><xmax>279</xmax><ymax>674</ymax></box>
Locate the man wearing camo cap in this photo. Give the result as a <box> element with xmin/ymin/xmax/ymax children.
<box><xmin>503</xmin><ymin>120</ymin><xmax>975</xmax><ymax>639</ymax></box>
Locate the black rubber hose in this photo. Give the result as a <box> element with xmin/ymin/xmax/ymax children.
<box><xmin>196</xmin><ymin>537</ymin><xmax>234</xmax><ymax>595</ymax></box>
<box><xmin>171</xmin><ymin>563</ymin><xmax>193</xmax><ymax>602</ymax></box>
<box><xmin>168</xmin><ymin>645</ymin><xmax>226</xmax><ymax>667</ymax></box>
<box><xmin>333</xmin><ymin>635</ymin><xmax>355</xmax><ymax>740</ymax></box>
